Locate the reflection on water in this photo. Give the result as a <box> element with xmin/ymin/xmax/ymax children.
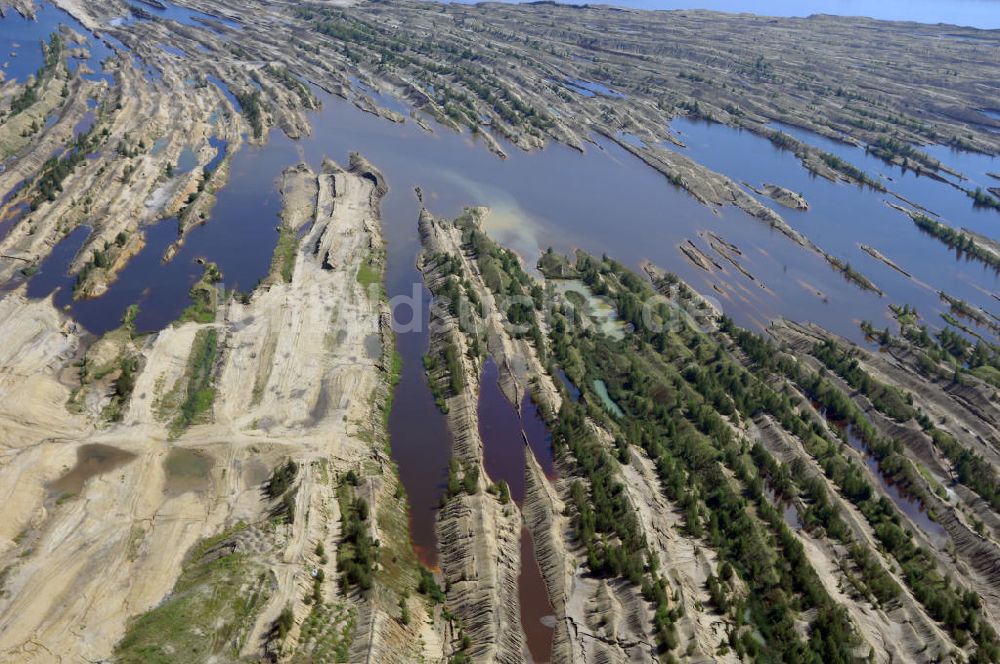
<box><xmin>556</xmin><ymin>369</ymin><xmax>581</xmax><ymax>401</ymax></box>
<box><xmin>33</xmin><ymin>129</ymin><xmax>289</xmax><ymax>335</ymax></box>
<box><xmin>764</xmin><ymin>484</ymin><xmax>802</xmax><ymax>530</ymax></box>
<box><xmin>671</xmin><ymin>117</ymin><xmax>998</xmax><ymax>341</ymax></box>
<box><xmin>25</xmin><ymin>224</ymin><xmax>91</xmax><ymax>298</ymax></box>
<box><xmin>842</xmin><ymin>425</ymin><xmax>947</xmax><ymax>541</ymax></box>
<box><xmin>520</xmin><ymin>527</ymin><xmax>554</xmax><ymax>664</ymax></box>
<box><xmin>1</xmin><ymin>3</ymin><xmax>112</xmax><ymax>84</ymax></box>
<box><xmin>124</xmin><ymin>0</ymin><xmax>240</xmax><ymax>31</ymax></box>
<box><xmin>592</xmin><ymin>378</ymin><xmax>624</xmax><ymax>418</ymax></box>
<box><xmin>5</xmin><ymin>55</ymin><xmax>990</xmax><ymax>606</ymax></box>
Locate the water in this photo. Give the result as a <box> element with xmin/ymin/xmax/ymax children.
<box><xmin>763</xmin><ymin>484</ymin><xmax>802</xmax><ymax>530</ymax></box>
<box><xmin>0</xmin><ymin>2</ymin><xmax>116</xmax><ymax>85</ymax></box>
<box><xmin>28</xmin><ymin>129</ymin><xmax>288</xmax><ymax>334</ymax></box>
<box><xmin>616</xmin><ymin>131</ymin><xmax>646</xmax><ymax>148</ymax></box>
<box><xmin>172</xmin><ymin>135</ymin><xmax>227</xmax><ymax>177</ymax></box>
<box><xmin>670</xmin><ymin>117</ymin><xmax>999</xmax><ymax>339</ymax></box>
<box><xmin>4</xmin><ymin>23</ymin><xmax>992</xmax><ymax>627</ymax></box>
<box><xmin>24</xmin><ymin>225</ymin><xmax>91</xmax><ymax>298</ymax></box>
<box><xmin>204</xmin><ymin>136</ymin><xmax>228</xmax><ymax>173</ymax></box>
<box><xmin>124</xmin><ymin>0</ymin><xmax>241</xmax><ymax>31</ymax></box>
<box><xmin>206</xmin><ymin>74</ymin><xmax>241</xmax><ymax>112</ymax></box>
<box><xmin>349</xmin><ymin>75</ymin><xmax>410</xmax><ymax>116</ymax></box>
<box><xmin>175</xmin><ymin>146</ymin><xmax>199</xmax><ymax>174</ymax></box>
<box><xmin>560</xmin><ymin>78</ymin><xmax>626</xmax><ymax>99</ymax></box>
<box><xmin>0</xmin><ymin>4</ymin><xmax>66</xmax><ymax>84</ymax></box>
<box><xmin>18</xmin><ymin>85</ymin><xmax>983</xmax><ymax>571</ymax></box>
<box><xmin>592</xmin><ymin>379</ymin><xmax>624</xmax><ymax>418</ymax></box>
<box><xmin>72</xmin><ymin>110</ymin><xmax>96</xmax><ymax>138</ymax></box>
<box><xmin>441</xmin><ymin>0</ymin><xmax>1000</xmax><ymax>29</ymax></box>
<box><xmin>18</xmin><ymin>84</ymin><xmax>951</xmax><ymax>346</ymax></box>
<box><xmin>478</xmin><ymin>359</ymin><xmax>554</xmax><ymax>662</ymax></box>
<box><xmin>48</xmin><ymin>443</ymin><xmax>136</xmax><ymax>497</ymax></box>
<box><xmin>0</xmin><ymin>201</ymin><xmax>28</xmax><ymax>243</ymax></box>
<box><xmin>566</xmin><ymin>79</ymin><xmax>625</xmax><ymax>99</ymax></box>
<box><xmin>843</xmin><ymin>425</ymin><xmax>948</xmax><ymax>541</ymax></box>
<box><xmin>158</xmin><ymin>43</ymin><xmax>186</xmax><ymax>58</ymax></box>
<box><xmin>768</xmin><ymin>120</ymin><xmax>999</xmax><ymax>231</ymax></box>
<box><xmin>163</xmin><ymin>447</ymin><xmax>214</xmax><ymax>495</ymax></box>
<box><xmin>519</xmin><ymin>527</ymin><xmax>554</xmax><ymax>664</ymax></box>
<box><xmin>556</xmin><ymin>369</ymin><xmax>581</xmax><ymax>401</ymax></box>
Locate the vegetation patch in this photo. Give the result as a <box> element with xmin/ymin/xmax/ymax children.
<box><xmin>101</xmin><ymin>354</ymin><xmax>141</xmax><ymax>422</ymax></box>
<box><xmin>266</xmin><ymin>459</ymin><xmax>300</xmax><ymax>523</ymax></box>
<box><xmin>168</xmin><ymin>327</ymin><xmax>219</xmax><ymax>437</ymax></box>
<box><xmin>114</xmin><ymin>524</ymin><xmax>270</xmax><ymax>664</ymax></box>
<box><xmin>336</xmin><ymin>476</ymin><xmax>378</xmax><ymax>592</ymax></box>
<box><xmin>9</xmin><ymin>34</ymin><xmax>63</xmax><ymax>117</ymax></box>
<box><xmin>355</xmin><ymin>250</ymin><xmax>385</xmax><ymax>299</ymax></box>
<box><xmin>292</xmin><ymin>601</ymin><xmax>355</xmax><ymax>663</ymax></box>
<box><xmin>270</xmin><ymin>224</ymin><xmax>299</xmax><ymax>283</ymax></box>
<box><xmin>177</xmin><ymin>262</ymin><xmax>222</xmax><ymax>324</ymax></box>
<box><xmin>234</xmin><ymin>89</ymin><xmax>266</xmax><ymax>139</ymax></box>
<box><xmin>909</xmin><ymin>213</ymin><xmax>1000</xmax><ymax>270</ymax></box>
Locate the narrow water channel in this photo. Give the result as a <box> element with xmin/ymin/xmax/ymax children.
<box><xmin>763</xmin><ymin>484</ymin><xmax>802</xmax><ymax>530</ymax></box>
<box><xmin>842</xmin><ymin>424</ymin><xmax>948</xmax><ymax>541</ymax></box>
<box><xmin>479</xmin><ymin>359</ymin><xmax>555</xmax><ymax>663</ymax></box>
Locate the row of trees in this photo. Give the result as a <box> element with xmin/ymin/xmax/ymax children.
<box><xmin>724</xmin><ymin>320</ymin><xmax>999</xmax><ymax>657</ymax></box>
<box><xmin>547</xmin><ymin>256</ymin><xmax>864</xmax><ymax>660</ymax></box>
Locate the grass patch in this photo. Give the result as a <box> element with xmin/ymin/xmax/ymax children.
<box><xmin>114</xmin><ymin>524</ymin><xmax>270</xmax><ymax>664</ymax></box>
<box><xmin>381</xmin><ymin>349</ymin><xmax>402</xmax><ymax>433</ymax></box>
<box><xmin>270</xmin><ymin>224</ymin><xmax>299</xmax><ymax>283</ymax></box>
<box><xmin>177</xmin><ymin>263</ymin><xmax>222</xmax><ymax>324</ymax></box>
<box><xmin>374</xmin><ymin>473</ymin><xmax>419</xmax><ymax>596</ymax></box>
<box><xmin>356</xmin><ymin>261</ymin><xmax>381</xmax><ymax>297</ymax></box>
<box><xmin>972</xmin><ymin>364</ymin><xmax>1000</xmax><ymax>388</ymax></box>
<box><xmin>169</xmin><ymin>328</ymin><xmax>219</xmax><ymax>437</ymax></box>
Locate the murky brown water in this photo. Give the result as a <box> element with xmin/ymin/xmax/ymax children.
<box><xmin>49</xmin><ymin>444</ymin><xmax>137</xmax><ymax>497</ymax></box>
<box><xmin>163</xmin><ymin>447</ymin><xmax>215</xmax><ymax>495</ymax></box>
<box><xmin>479</xmin><ymin>358</ymin><xmax>555</xmax><ymax>660</ymax></box>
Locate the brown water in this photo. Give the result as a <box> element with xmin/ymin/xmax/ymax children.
<box><xmin>48</xmin><ymin>444</ymin><xmax>137</xmax><ymax>497</ymax></box>
<box><xmin>163</xmin><ymin>447</ymin><xmax>215</xmax><ymax>495</ymax></box>
<box><xmin>479</xmin><ymin>358</ymin><xmax>555</xmax><ymax>660</ymax></box>
<box><xmin>519</xmin><ymin>527</ymin><xmax>555</xmax><ymax>664</ymax></box>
